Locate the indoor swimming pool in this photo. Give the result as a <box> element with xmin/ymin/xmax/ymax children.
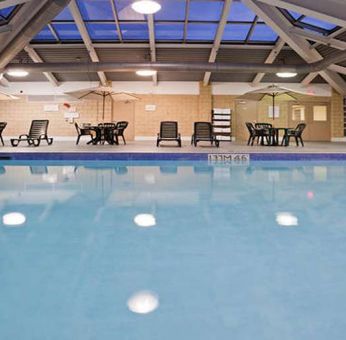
<box><xmin>0</xmin><ymin>160</ymin><xmax>345</xmax><ymax>340</ymax></box>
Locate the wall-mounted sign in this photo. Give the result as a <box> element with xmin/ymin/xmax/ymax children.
<box><xmin>145</xmin><ymin>104</ymin><xmax>156</xmax><ymax>111</ymax></box>
<box><xmin>43</xmin><ymin>104</ymin><xmax>59</xmax><ymax>112</ymax></box>
<box><xmin>268</xmin><ymin>106</ymin><xmax>280</xmax><ymax>118</ymax></box>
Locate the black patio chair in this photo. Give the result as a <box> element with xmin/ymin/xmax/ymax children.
<box><xmin>98</xmin><ymin>122</ymin><xmax>116</xmax><ymax>144</ymax></box>
<box><xmin>255</xmin><ymin>123</ymin><xmax>274</xmax><ymax>145</ymax></box>
<box><xmin>157</xmin><ymin>121</ymin><xmax>181</xmax><ymax>147</ymax></box>
<box><xmin>245</xmin><ymin>122</ymin><xmax>261</xmax><ymax>146</ymax></box>
<box><xmin>0</xmin><ymin>122</ymin><xmax>7</xmax><ymax>146</ymax></box>
<box><xmin>191</xmin><ymin>122</ymin><xmax>219</xmax><ymax>147</ymax></box>
<box><xmin>112</xmin><ymin>121</ymin><xmax>128</xmax><ymax>145</ymax></box>
<box><xmin>11</xmin><ymin>120</ymin><xmax>53</xmax><ymax>147</ymax></box>
<box><xmin>75</xmin><ymin>122</ymin><xmax>94</xmax><ymax>145</ymax></box>
<box><xmin>282</xmin><ymin>123</ymin><xmax>306</xmax><ymax>147</ymax></box>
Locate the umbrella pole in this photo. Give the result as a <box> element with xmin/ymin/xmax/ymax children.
<box><xmin>272</xmin><ymin>94</ymin><xmax>275</xmax><ymax>121</ymax></box>
<box><xmin>102</xmin><ymin>94</ymin><xmax>105</xmax><ymax>121</ymax></box>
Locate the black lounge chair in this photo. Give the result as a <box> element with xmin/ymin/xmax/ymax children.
<box><xmin>0</xmin><ymin>122</ymin><xmax>7</xmax><ymax>146</ymax></box>
<box><xmin>112</xmin><ymin>121</ymin><xmax>128</xmax><ymax>145</ymax></box>
<box><xmin>11</xmin><ymin>120</ymin><xmax>53</xmax><ymax>147</ymax></box>
<box><xmin>282</xmin><ymin>123</ymin><xmax>306</xmax><ymax>147</ymax></box>
<box><xmin>157</xmin><ymin>121</ymin><xmax>181</xmax><ymax>147</ymax></box>
<box><xmin>191</xmin><ymin>122</ymin><xmax>219</xmax><ymax>147</ymax></box>
<box><xmin>75</xmin><ymin>123</ymin><xmax>94</xmax><ymax>145</ymax></box>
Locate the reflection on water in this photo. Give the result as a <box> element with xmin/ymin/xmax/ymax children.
<box><xmin>0</xmin><ymin>161</ymin><xmax>346</xmax><ymax>339</ymax></box>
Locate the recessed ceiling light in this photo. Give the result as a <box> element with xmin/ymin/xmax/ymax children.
<box><xmin>131</xmin><ymin>0</ymin><xmax>161</xmax><ymax>14</ymax></box>
<box><xmin>276</xmin><ymin>212</ymin><xmax>298</xmax><ymax>227</ymax></box>
<box><xmin>134</xmin><ymin>213</ymin><xmax>156</xmax><ymax>227</ymax></box>
<box><xmin>2</xmin><ymin>212</ymin><xmax>26</xmax><ymax>226</ymax></box>
<box><xmin>276</xmin><ymin>72</ymin><xmax>297</xmax><ymax>78</ymax></box>
<box><xmin>136</xmin><ymin>70</ymin><xmax>157</xmax><ymax>77</ymax></box>
<box><xmin>7</xmin><ymin>70</ymin><xmax>29</xmax><ymax>77</ymax></box>
<box><xmin>127</xmin><ymin>291</ymin><xmax>159</xmax><ymax>314</ymax></box>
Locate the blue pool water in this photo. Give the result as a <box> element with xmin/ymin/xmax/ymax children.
<box><xmin>0</xmin><ymin>160</ymin><xmax>346</xmax><ymax>340</ymax></box>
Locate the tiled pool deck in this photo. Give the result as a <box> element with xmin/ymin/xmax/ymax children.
<box><xmin>1</xmin><ymin>141</ymin><xmax>346</xmax><ymax>161</ymax></box>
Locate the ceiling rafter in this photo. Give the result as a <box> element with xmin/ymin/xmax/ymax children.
<box><xmin>24</xmin><ymin>45</ymin><xmax>59</xmax><ymax>86</ymax></box>
<box><xmin>243</xmin><ymin>0</ymin><xmax>346</xmax><ymax>95</ymax></box>
<box><xmin>68</xmin><ymin>0</ymin><xmax>107</xmax><ymax>85</ymax></box>
<box><xmin>203</xmin><ymin>0</ymin><xmax>233</xmax><ymax>86</ymax></box>
<box><xmin>0</xmin><ymin>0</ymin><xmax>31</xmax><ymax>9</ymax></box>
<box><xmin>256</xmin><ymin>0</ymin><xmax>346</xmax><ymax>28</ymax></box>
<box><xmin>109</xmin><ymin>0</ymin><xmax>123</xmax><ymax>42</ymax></box>
<box><xmin>147</xmin><ymin>13</ymin><xmax>157</xmax><ymax>85</ymax></box>
<box><xmin>252</xmin><ymin>38</ymin><xmax>285</xmax><ymax>86</ymax></box>
<box><xmin>183</xmin><ymin>0</ymin><xmax>190</xmax><ymax>42</ymax></box>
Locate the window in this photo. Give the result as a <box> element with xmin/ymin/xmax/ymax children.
<box><xmin>313</xmin><ymin>106</ymin><xmax>327</xmax><ymax>121</ymax></box>
<box><xmin>292</xmin><ymin>105</ymin><xmax>305</xmax><ymax>121</ymax></box>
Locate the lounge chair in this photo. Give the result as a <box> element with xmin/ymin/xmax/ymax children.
<box><xmin>157</xmin><ymin>121</ymin><xmax>181</xmax><ymax>147</ymax></box>
<box><xmin>0</xmin><ymin>122</ymin><xmax>7</xmax><ymax>146</ymax></box>
<box><xmin>75</xmin><ymin>122</ymin><xmax>94</xmax><ymax>145</ymax></box>
<box><xmin>112</xmin><ymin>121</ymin><xmax>128</xmax><ymax>145</ymax></box>
<box><xmin>282</xmin><ymin>123</ymin><xmax>306</xmax><ymax>146</ymax></box>
<box><xmin>191</xmin><ymin>122</ymin><xmax>219</xmax><ymax>147</ymax></box>
<box><xmin>11</xmin><ymin>120</ymin><xmax>53</xmax><ymax>147</ymax></box>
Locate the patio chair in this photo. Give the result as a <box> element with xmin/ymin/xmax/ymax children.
<box><xmin>98</xmin><ymin>122</ymin><xmax>116</xmax><ymax>144</ymax></box>
<box><xmin>0</xmin><ymin>122</ymin><xmax>7</xmax><ymax>146</ymax></box>
<box><xmin>112</xmin><ymin>121</ymin><xmax>128</xmax><ymax>145</ymax></box>
<box><xmin>282</xmin><ymin>123</ymin><xmax>306</xmax><ymax>147</ymax></box>
<box><xmin>11</xmin><ymin>120</ymin><xmax>53</xmax><ymax>147</ymax></box>
<box><xmin>191</xmin><ymin>122</ymin><xmax>219</xmax><ymax>147</ymax></box>
<box><xmin>255</xmin><ymin>123</ymin><xmax>274</xmax><ymax>145</ymax></box>
<box><xmin>156</xmin><ymin>121</ymin><xmax>181</xmax><ymax>147</ymax></box>
<box><xmin>245</xmin><ymin>122</ymin><xmax>262</xmax><ymax>146</ymax></box>
<box><xmin>75</xmin><ymin>122</ymin><xmax>94</xmax><ymax>145</ymax></box>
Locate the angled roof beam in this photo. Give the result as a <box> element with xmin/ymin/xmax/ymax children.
<box><xmin>147</xmin><ymin>13</ymin><xmax>157</xmax><ymax>85</ymax></box>
<box><xmin>329</xmin><ymin>64</ymin><xmax>346</xmax><ymax>76</ymax></box>
<box><xmin>256</xmin><ymin>0</ymin><xmax>346</xmax><ymax>28</ymax></box>
<box><xmin>0</xmin><ymin>0</ymin><xmax>31</xmax><ymax>9</ymax></box>
<box><xmin>110</xmin><ymin>0</ymin><xmax>123</xmax><ymax>42</ymax></box>
<box><xmin>203</xmin><ymin>0</ymin><xmax>232</xmax><ymax>86</ymax></box>
<box><xmin>312</xmin><ymin>27</ymin><xmax>346</xmax><ymax>49</ymax></box>
<box><xmin>183</xmin><ymin>0</ymin><xmax>190</xmax><ymax>42</ymax></box>
<box><xmin>68</xmin><ymin>0</ymin><xmax>107</xmax><ymax>85</ymax></box>
<box><xmin>252</xmin><ymin>38</ymin><xmax>285</xmax><ymax>85</ymax></box>
<box><xmin>0</xmin><ymin>0</ymin><xmax>72</xmax><ymax>70</ymax></box>
<box><xmin>243</xmin><ymin>0</ymin><xmax>346</xmax><ymax>95</ymax></box>
<box><xmin>24</xmin><ymin>46</ymin><xmax>59</xmax><ymax>86</ymax></box>
<box><xmin>290</xmin><ymin>26</ymin><xmax>346</xmax><ymax>50</ymax></box>
<box><xmin>0</xmin><ymin>75</ymin><xmax>10</xmax><ymax>87</ymax></box>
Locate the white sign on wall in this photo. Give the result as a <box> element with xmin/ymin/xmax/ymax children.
<box><xmin>268</xmin><ymin>106</ymin><xmax>280</xmax><ymax>118</ymax></box>
<box><xmin>44</xmin><ymin>104</ymin><xmax>59</xmax><ymax>112</ymax></box>
<box><xmin>145</xmin><ymin>104</ymin><xmax>156</xmax><ymax>111</ymax></box>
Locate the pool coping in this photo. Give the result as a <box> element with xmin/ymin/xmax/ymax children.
<box><xmin>2</xmin><ymin>151</ymin><xmax>346</xmax><ymax>161</ymax></box>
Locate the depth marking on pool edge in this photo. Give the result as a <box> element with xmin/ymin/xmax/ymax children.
<box><xmin>208</xmin><ymin>153</ymin><xmax>250</xmax><ymax>164</ymax></box>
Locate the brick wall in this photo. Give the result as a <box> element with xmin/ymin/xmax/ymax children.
<box><xmin>331</xmin><ymin>89</ymin><xmax>344</xmax><ymax>138</ymax></box>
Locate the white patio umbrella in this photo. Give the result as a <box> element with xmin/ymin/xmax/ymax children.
<box><xmin>0</xmin><ymin>91</ymin><xmax>19</xmax><ymax>101</ymax></box>
<box><xmin>238</xmin><ymin>85</ymin><xmax>308</xmax><ymax>120</ymax></box>
<box><xmin>65</xmin><ymin>86</ymin><xmax>139</xmax><ymax>120</ymax></box>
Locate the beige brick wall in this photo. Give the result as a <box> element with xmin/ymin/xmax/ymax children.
<box><xmin>0</xmin><ymin>89</ymin><xmax>343</xmax><ymax>141</ymax></box>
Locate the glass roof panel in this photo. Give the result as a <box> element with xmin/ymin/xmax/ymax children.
<box><xmin>116</xmin><ymin>0</ymin><xmax>145</xmax><ymax>20</ymax></box>
<box><xmin>250</xmin><ymin>24</ymin><xmax>278</xmax><ymax>41</ymax></box>
<box><xmin>155</xmin><ymin>0</ymin><xmax>186</xmax><ymax>21</ymax></box>
<box><xmin>54</xmin><ymin>6</ymin><xmax>73</xmax><ymax>20</ymax></box>
<box><xmin>287</xmin><ymin>10</ymin><xmax>302</xmax><ymax>20</ymax></box>
<box><xmin>121</xmin><ymin>23</ymin><xmax>149</xmax><ymax>40</ymax></box>
<box><xmin>52</xmin><ymin>23</ymin><xmax>82</xmax><ymax>40</ymax></box>
<box><xmin>222</xmin><ymin>24</ymin><xmax>251</xmax><ymax>41</ymax></box>
<box><xmin>189</xmin><ymin>0</ymin><xmax>223</xmax><ymax>21</ymax></box>
<box><xmin>87</xmin><ymin>23</ymin><xmax>119</xmax><ymax>41</ymax></box>
<box><xmin>32</xmin><ymin>26</ymin><xmax>57</xmax><ymax>41</ymax></box>
<box><xmin>77</xmin><ymin>0</ymin><xmax>114</xmax><ymax>20</ymax></box>
<box><xmin>228</xmin><ymin>2</ymin><xmax>255</xmax><ymax>22</ymax></box>
<box><xmin>187</xmin><ymin>23</ymin><xmax>217</xmax><ymax>41</ymax></box>
<box><xmin>0</xmin><ymin>5</ymin><xmax>16</xmax><ymax>19</ymax></box>
<box><xmin>301</xmin><ymin>16</ymin><xmax>337</xmax><ymax>31</ymax></box>
<box><xmin>155</xmin><ymin>23</ymin><xmax>184</xmax><ymax>40</ymax></box>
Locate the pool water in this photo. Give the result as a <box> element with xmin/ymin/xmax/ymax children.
<box><xmin>0</xmin><ymin>160</ymin><xmax>346</xmax><ymax>340</ymax></box>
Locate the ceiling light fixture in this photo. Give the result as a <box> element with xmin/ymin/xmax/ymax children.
<box><xmin>276</xmin><ymin>72</ymin><xmax>297</xmax><ymax>78</ymax></box>
<box><xmin>7</xmin><ymin>70</ymin><xmax>29</xmax><ymax>78</ymax></box>
<box><xmin>136</xmin><ymin>70</ymin><xmax>157</xmax><ymax>77</ymax></box>
<box><xmin>131</xmin><ymin>0</ymin><xmax>161</xmax><ymax>14</ymax></box>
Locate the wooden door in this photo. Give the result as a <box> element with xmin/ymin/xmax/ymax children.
<box><xmin>112</xmin><ymin>101</ymin><xmax>135</xmax><ymax>141</ymax></box>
